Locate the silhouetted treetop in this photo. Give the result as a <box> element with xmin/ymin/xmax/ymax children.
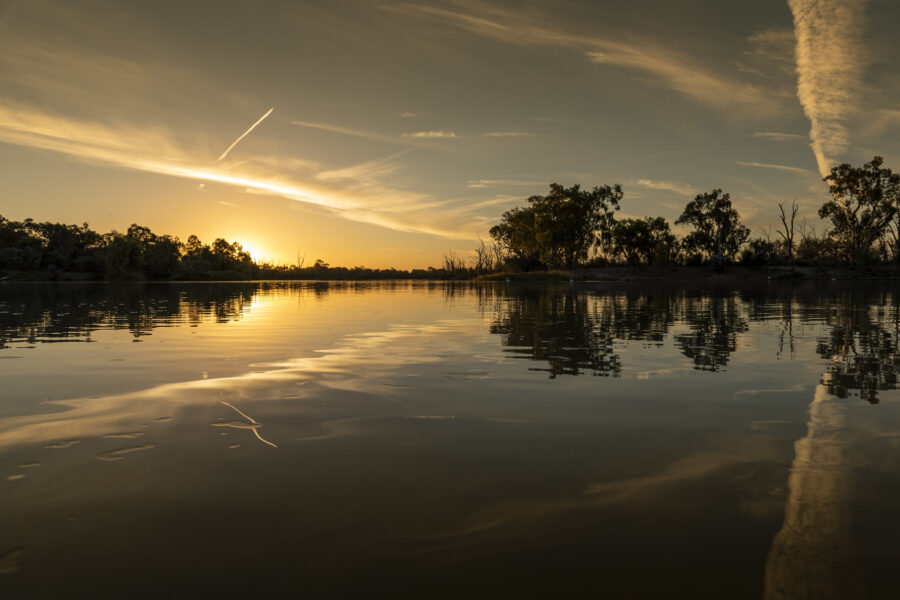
<box><xmin>676</xmin><ymin>189</ymin><xmax>750</xmax><ymax>265</ymax></box>
<box><xmin>819</xmin><ymin>156</ymin><xmax>900</xmax><ymax>265</ymax></box>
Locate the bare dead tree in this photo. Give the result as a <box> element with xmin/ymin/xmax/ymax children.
<box><xmin>490</xmin><ymin>241</ymin><xmax>506</xmax><ymax>271</ymax></box>
<box><xmin>443</xmin><ymin>250</ymin><xmax>465</xmax><ymax>275</ymax></box>
<box><xmin>777</xmin><ymin>200</ymin><xmax>799</xmax><ymax>263</ymax></box>
<box><xmin>296</xmin><ymin>252</ymin><xmax>306</xmax><ymax>269</ymax></box>
<box><xmin>472</xmin><ymin>236</ymin><xmax>489</xmax><ymax>274</ymax></box>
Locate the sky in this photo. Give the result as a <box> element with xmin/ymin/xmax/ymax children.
<box><xmin>1</xmin><ymin>0</ymin><xmax>898</xmax><ymax>268</ymax></box>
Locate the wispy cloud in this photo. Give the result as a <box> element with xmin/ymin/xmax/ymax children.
<box><xmin>294</xmin><ymin>121</ymin><xmax>531</xmax><ymax>144</ymax></box>
<box><xmin>399</xmin><ymin>111</ymin><xmax>421</xmax><ymax>118</ymax></box>
<box><xmin>315</xmin><ymin>152</ymin><xmax>405</xmax><ymax>183</ymax></box>
<box><xmin>751</xmin><ymin>131</ymin><xmax>806</xmax><ymax>141</ymax></box>
<box><xmin>584</xmin><ymin>49</ymin><xmax>768</xmax><ymax>112</ymax></box>
<box><xmin>482</xmin><ymin>131</ymin><xmax>534</xmax><ymax>138</ymax></box>
<box><xmin>466</xmin><ymin>179</ymin><xmax>542</xmax><ymax>189</ymax></box>
<box><xmin>632</xmin><ymin>179</ymin><xmax>695</xmax><ymax>197</ymax></box>
<box><xmin>0</xmin><ymin>104</ymin><xmax>477</xmax><ymax>239</ymax></box>
<box><xmin>217</xmin><ymin>107</ymin><xmax>273</xmax><ymax>161</ymax></box>
<box><xmin>388</xmin><ymin>1</ymin><xmax>782</xmax><ymax>114</ymax></box>
<box><xmin>737</xmin><ymin>160</ymin><xmax>813</xmax><ymax>174</ymax></box>
<box><xmin>403</xmin><ymin>130</ymin><xmax>457</xmax><ymax>138</ymax></box>
<box><xmin>464</xmin><ymin>195</ymin><xmax>527</xmax><ymax>210</ymax></box>
<box><xmin>737</xmin><ymin>28</ymin><xmax>796</xmax><ymax>80</ymax></box>
<box><xmin>291</xmin><ymin>120</ymin><xmax>404</xmax><ymax>146</ymax></box>
<box><xmin>788</xmin><ymin>0</ymin><xmax>867</xmax><ymax>176</ymax></box>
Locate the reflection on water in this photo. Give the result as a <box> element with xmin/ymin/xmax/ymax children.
<box><xmin>817</xmin><ymin>301</ymin><xmax>900</xmax><ymax>403</ymax></box>
<box><xmin>0</xmin><ymin>283</ymin><xmax>253</xmax><ymax>347</ymax></box>
<box><xmin>1</xmin><ymin>281</ymin><xmax>900</xmax><ymax>597</ymax></box>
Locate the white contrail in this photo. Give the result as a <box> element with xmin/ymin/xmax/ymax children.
<box><xmin>217</xmin><ymin>107</ymin><xmax>274</xmax><ymax>161</ymax></box>
<box><xmin>788</xmin><ymin>0</ymin><xmax>866</xmax><ymax>177</ymax></box>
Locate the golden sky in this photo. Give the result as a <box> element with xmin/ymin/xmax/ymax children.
<box><xmin>1</xmin><ymin>0</ymin><xmax>898</xmax><ymax>267</ymax></box>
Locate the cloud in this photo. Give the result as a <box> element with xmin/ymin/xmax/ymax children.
<box><xmin>584</xmin><ymin>49</ymin><xmax>770</xmax><ymax>113</ymax></box>
<box><xmin>481</xmin><ymin>131</ymin><xmax>534</xmax><ymax>138</ymax></box>
<box><xmin>401</xmin><ymin>130</ymin><xmax>534</xmax><ymax>140</ymax></box>
<box><xmin>0</xmin><ymin>104</ymin><xmax>477</xmax><ymax>239</ymax></box>
<box><xmin>295</xmin><ymin>121</ymin><xmax>530</xmax><ymax>144</ymax></box>
<box><xmin>464</xmin><ymin>195</ymin><xmax>526</xmax><ymax>210</ymax></box>
<box><xmin>217</xmin><ymin>107</ymin><xmax>274</xmax><ymax>161</ymax></box>
<box><xmin>788</xmin><ymin>0</ymin><xmax>867</xmax><ymax>176</ymax></box>
<box><xmin>403</xmin><ymin>130</ymin><xmax>457</xmax><ymax>138</ymax></box>
<box><xmin>751</xmin><ymin>131</ymin><xmax>806</xmax><ymax>141</ymax></box>
<box><xmin>737</xmin><ymin>160</ymin><xmax>813</xmax><ymax>174</ymax></box>
<box><xmin>737</xmin><ymin>28</ymin><xmax>796</xmax><ymax>80</ymax></box>
<box><xmin>632</xmin><ymin>179</ymin><xmax>695</xmax><ymax>197</ymax></box>
<box><xmin>315</xmin><ymin>152</ymin><xmax>405</xmax><ymax>183</ymax></box>
<box><xmin>388</xmin><ymin>1</ymin><xmax>782</xmax><ymax>115</ymax></box>
<box><xmin>291</xmin><ymin>120</ymin><xmax>404</xmax><ymax>146</ymax></box>
<box><xmin>399</xmin><ymin>111</ymin><xmax>420</xmax><ymax>118</ymax></box>
<box><xmin>466</xmin><ymin>179</ymin><xmax>542</xmax><ymax>189</ymax></box>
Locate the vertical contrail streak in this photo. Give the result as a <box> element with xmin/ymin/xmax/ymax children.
<box><xmin>788</xmin><ymin>0</ymin><xmax>866</xmax><ymax>177</ymax></box>
<box><xmin>217</xmin><ymin>107</ymin><xmax>274</xmax><ymax>161</ymax></box>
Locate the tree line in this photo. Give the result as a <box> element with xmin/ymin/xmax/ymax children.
<box><xmin>0</xmin><ymin>220</ymin><xmax>259</xmax><ymax>280</ymax></box>
<box><xmin>2</xmin><ymin>155</ymin><xmax>897</xmax><ymax>280</ymax></box>
<box><xmin>479</xmin><ymin>156</ymin><xmax>900</xmax><ymax>273</ymax></box>
<box><xmin>0</xmin><ymin>220</ymin><xmax>449</xmax><ymax>280</ymax></box>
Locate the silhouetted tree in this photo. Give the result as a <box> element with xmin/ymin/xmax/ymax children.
<box><xmin>143</xmin><ymin>235</ymin><xmax>182</xmax><ymax>279</ymax></box>
<box><xmin>676</xmin><ymin>189</ymin><xmax>749</xmax><ymax>266</ymax></box>
<box><xmin>820</xmin><ymin>156</ymin><xmax>900</xmax><ymax>265</ymax></box>
<box><xmin>777</xmin><ymin>200</ymin><xmax>799</xmax><ymax>263</ymax></box>
<box><xmin>490</xmin><ymin>183</ymin><xmax>622</xmax><ymax>270</ymax></box>
<box><xmin>489</xmin><ymin>205</ymin><xmax>542</xmax><ymax>269</ymax></box>
<box><xmin>610</xmin><ymin>216</ymin><xmax>676</xmax><ymax>265</ymax></box>
<box><xmin>104</xmin><ymin>232</ymin><xmax>143</xmax><ymax>279</ymax></box>
<box><xmin>740</xmin><ymin>238</ymin><xmax>780</xmax><ymax>265</ymax></box>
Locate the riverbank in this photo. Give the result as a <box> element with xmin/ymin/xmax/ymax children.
<box><xmin>480</xmin><ymin>265</ymin><xmax>900</xmax><ymax>282</ymax></box>
<box><xmin>6</xmin><ymin>264</ymin><xmax>900</xmax><ymax>283</ymax></box>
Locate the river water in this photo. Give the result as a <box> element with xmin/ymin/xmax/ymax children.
<box><xmin>1</xmin><ymin>281</ymin><xmax>899</xmax><ymax>598</ymax></box>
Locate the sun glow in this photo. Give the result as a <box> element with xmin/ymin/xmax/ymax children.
<box><xmin>237</xmin><ymin>241</ymin><xmax>271</xmax><ymax>263</ymax></box>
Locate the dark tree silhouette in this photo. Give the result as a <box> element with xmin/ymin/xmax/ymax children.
<box><xmin>490</xmin><ymin>183</ymin><xmax>622</xmax><ymax>271</ymax></box>
<box><xmin>777</xmin><ymin>199</ymin><xmax>799</xmax><ymax>263</ymax></box>
<box><xmin>610</xmin><ymin>216</ymin><xmax>676</xmax><ymax>265</ymax></box>
<box><xmin>676</xmin><ymin>189</ymin><xmax>750</xmax><ymax>266</ymax></box>
<box><xmin>819</xmin><ymin>156</ymin><xmax>900</xmax><ymax>265</ymax></box>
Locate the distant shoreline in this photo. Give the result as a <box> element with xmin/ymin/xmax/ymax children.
<box><xmin>6</xmin><ymin>265</ymin><xmax>900</xmax><ymax>283</ymax></box>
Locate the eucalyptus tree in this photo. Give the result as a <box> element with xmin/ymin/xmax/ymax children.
<box><xmin>611</xmin><ymin>216</ymin><xmax>676</xmax><ymax>265</ymax></box>
<box><xmin>819</xmin><ymin>156</ymin><xmax>900</xmax><ymax>264</ymax></box>
<box><xmin>489</xmin><ymin>205</ymin><xmax>542</xmax><ymax>268</ymax></box>
<box><xmin>676</xmin><ymin>189</ymin><xmax>750</xmax><ymax>265</ymax></box>
<box><xmin>490</xmin><ymin>183</ymin><xmax>622</xmax><ymax>271</ymax></box>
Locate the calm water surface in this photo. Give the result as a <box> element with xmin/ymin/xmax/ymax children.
<box><xmin>1</xmin><ymin>281</ymin><xmax>899</xmax><ymax>598</ymax></box>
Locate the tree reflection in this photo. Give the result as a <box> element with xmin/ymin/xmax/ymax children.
<box><xmin>489</xmin><ymin>288</ymin><xmax>679</xmax><ymax>378</ymax></box>
<box><xmin>491</xmin><ymin>290</ymin><xmax>620</xmax><ymax>377</ymax></box>
<box><xmin>6</xmin><ymin>281</ymin><xmax>900</xmax><ymax>399</ymax></box>
<box><xmin>816</xmin><ymin>295</ymin><xmax>900</xmax><ymax>404</ymax></box>
<box><xmin>485</xmin><ymin>284</ymin><xmax>900</xmax><ymax>390</ymax></box>
<box><xmin>0</xmin><ymin>283</ymin><xmax>254</xmax><ymax>347</ymax></box>
<box><xmin>673</xmin><ymin>293</ymin><xmax>749</xmax><ymax>371</ymax></box>
<box><xmin>488</xmin><ymin>286</ymin><xmax>755</xmax><ymax>377</ymax></box>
